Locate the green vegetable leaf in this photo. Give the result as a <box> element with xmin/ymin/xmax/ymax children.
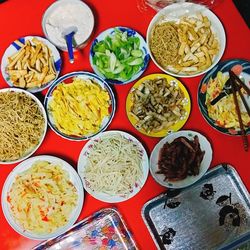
<box><xmin>92</xmin><ymin>29</ymin><xmax>145</xmax><ymax>81</ymax></box>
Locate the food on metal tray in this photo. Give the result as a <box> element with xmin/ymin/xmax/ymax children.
<box><xmin>92</xmin><ymin>28</ymin><xmax>145</xmax><ymax>81</ymax></box>
<box><xmin>7</xmin><ymin>160</ymin><xmax>78</xmax><ymax>234</ymax></box>
<box><xmin>149</xmin><ymin>13</ymin><xmax>219</xmax><ymax>74</ymax></box>
<box><xmin>205</xmin><ymin>71</ymin><xmax>250</xmax><ymax>129</ymax></box>
<box><xmin>49</xmin><ymin>77</ymin><xmax>111</xmax><ymax>137</ymax></box>
<box><xmin>6</xmin><ymin>38</ymin><xmax>56</xmax><ymax>88</ymax></box>
<box><xmin>157</xmin><ymin>136</ymin><xmax>205</xmax><ymax>181</ymax></box>
<box><xmin>129</xmin><ymin>77</ymin><xmax>187</xmax><ymax>133</ymax></box>
<box><xmin>82</xmin><ymin>133</ymin><xmax>143</xmax><ymax>197</ymax></box>
<box><xmin>0</xmin><ymin>91</ymin><xmax>45</xmax><ymax>162</ymax></box>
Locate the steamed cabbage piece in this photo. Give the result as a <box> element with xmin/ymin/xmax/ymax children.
<box><xmin>49</xmin><ymin>77</ymin><xmax>110</xmax><ymax>136</ymax></box>
<box><xmin>205</xmin><ymin>71</ymin><xmax>250</xmax><ymax>129</ymax></box>
<box><xmin>92</xmin><ymin>29</ymin><xmax>144</xmax><ymax>81</ymax></box>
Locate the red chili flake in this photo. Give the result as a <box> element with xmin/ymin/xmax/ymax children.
<box><xmin>231</xmin><ymin>64</ymin><xmax>243</xmax><ymax>75</ymax></box>
<box><xmin>201</xmin><ymin>83</ymin><xmax>207</xmax><ymax>94</ymax></box>
<box><xmin>42</xmin><ymin>216</ymin><xmax>49</xmax><ymax>222</ymax></box>
<box><xmin>7</xmin><ymin>195</ymin><xmax>11</xmax><ymax>203</ymax></box>
<box><xmin>216</xmin><ymin>120</ymin><xmax>224</xmax><ymax>127</ymax></box>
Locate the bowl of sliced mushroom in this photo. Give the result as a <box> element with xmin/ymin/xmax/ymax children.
<box><xmin>126</xmin><ymin>73</ymin><xmax>191</xmax><ymax>137</ymax></box>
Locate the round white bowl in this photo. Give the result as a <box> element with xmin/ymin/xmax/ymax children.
<box><xmin>78</xmin><ymin>130</ymin><xmax>149</xmax><ymax>203</ymax></box>
<box><xmin>150</xmin><ymin>130</ymin><xmax>213</xmax><ymax>189</ymax></box>
<box><xmin>1</xmin><ymin>155</ymin><xmax>84</xmax><ymax>240</ymax></box>
<box><xmin>146</xmin><ymin>2</ymin><xmax>226</xmax><ymax>78</ymax></box>
<box><xmin>90</xmin><ymin>26</ymin><xmax>150</xmax><ymax>85</ymax></box>
<box><xmin>0</xmin><ymin>88</ymin><xmax>47</xmax><ymax>164</ymax></box>
<box><xmin>44</xmin><ymin>71</ymin><xmax>116</xmax><ymax>141</ymax></box>
<box><xmin>1</xmin><ymin>36</ymin><xmax>61</xmax><ymax>93</ymax></box>
<box><xmin>42</xmin><ymin>0</ymin><xmax>95</xmax><ymax>51</ymax></box>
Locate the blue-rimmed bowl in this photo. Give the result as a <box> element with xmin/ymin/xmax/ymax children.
<box><xmin>1</xmin><ymin>36</ymin><xmax>62</xmax><ymax>93</ymax></box>
<box><xmin>90</xmin><ymin>26</ymin><xmax>150</xmax><ymax>85</ymax></box>
<box><xmin>44</xmin><ymin>71</ymin><xmax>116</xmax><ymax>141</ymax></box>
<box><xmin>198</xmin><ymin>59</ymin><xmax>250</xmax><ymax>136</ymax></box>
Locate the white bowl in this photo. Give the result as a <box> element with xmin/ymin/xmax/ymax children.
<box><xmin>0</xmin><ymin>88</ymin><xmax>47</xmax><ymax>164</ymax></box>
<box><xmin>77</xmin><ymin>130</ymin><xmax>149</xmax><ymax>203</ymax></box>
<box><xmin>89</xmin><ymin>26</ymin><xmax>150</xmax><ymax>84</ymax></box>
<box><xmin>1</xmin><ymin>155</ymin><xmax>84</xmax><ymax>240</ymax></box>
<box><xmin>44</xmin><ymin>71</ymin><xmax>116</xmax><ymax>141</ymax></box>
<box><xmin>150</xmin><ymin>130</ymin><xmax>213</xmax><ymax>189</ymax></box>
<box><xmin>42</xmin><ymin>0</ymin><xmax>95</xmax><ymax>51</ymax></box>
<box><xmin>146</xmin><ymin>2</ymin><xmax>226</xmax><ymax>78</ymax></box>
<box><xmin>1</xmin><ymin>36</ymin><xmax>62</xmax><ymax>93</ymax></box>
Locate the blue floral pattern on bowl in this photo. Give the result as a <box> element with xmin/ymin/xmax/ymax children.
<box><xmin>44</xmin><ymin>71</ymin><xmax>116</xmax><ymax>141</ymax></box>
<box><xmin>1</xmin><ymin>36</ymin><xmax>62</xmax><ymax>93</ymax></box>
<box><xmin>90</xmin><ymin>26</ymin><xmax>149</xmax><ymax>85</ymax></box>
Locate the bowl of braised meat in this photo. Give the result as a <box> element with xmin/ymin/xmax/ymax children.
<box><xmin>150</xmin><ymin>130</ymin><xmax>213</xmax><ymax>188</ymax></box>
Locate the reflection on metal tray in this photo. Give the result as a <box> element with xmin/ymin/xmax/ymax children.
<box><xmin>33</xmin><ymin>208</ymin><xmax>138</xmax><ymax>250</ymax></box>
<box><xmin>142</xmin><ymin>164</ymin><xmax>250</xmax><ymax>250</ymax></box>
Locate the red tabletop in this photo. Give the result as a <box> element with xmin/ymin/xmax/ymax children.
<box><xmin>0</xmin><ymin>0</ymin><xmax>249</xmax><ymax>249</ymax></box>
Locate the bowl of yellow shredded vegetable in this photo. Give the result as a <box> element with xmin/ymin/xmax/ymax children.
<box><xmin>1</xmin><ymin>155</ymin><xmax>84</xmax><ymax>240</ymax></box>
<box><xmin>44</xmin><ymin>71</ymin><xmax>116</xmax><ymax>141</ymax></box>
<box><xmin>198</xmin><ymin>59</ymin><xmax>250</xmax><ymax>135</ymax></box>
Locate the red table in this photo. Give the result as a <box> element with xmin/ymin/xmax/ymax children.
<box><xmin>0</xmin><ymin>0</ymin><xmax>249</xmax><ymax>249</ymax></box>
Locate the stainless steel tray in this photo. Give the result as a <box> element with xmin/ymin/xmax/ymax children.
<box><xmin>34</xmin><ymin>208</ymin><xmax>138</xmax><ymax>250</ymax></box>
<box><xmin>142</xmin><ymin>164</ymin><xmax>250</xmax><ymax>250</ymax></box>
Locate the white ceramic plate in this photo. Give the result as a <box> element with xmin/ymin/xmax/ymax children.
<box><xmin>0</xmin><ymin>88</ymin><xmax>47</xmax><ymax>164</ymax></box>
<box><xmin>146</xmin><ymin>2</ymin><xmax>226</xmax><ymax>78</ymax></box>
<box><xmin>150</xmin><ymin>130</ymin><xmax>213</xmax><ymax>189</ymax></box>
<box><xmin>1</xmin><ymin>155</ymin><xmax>84</xmax><ymax>240</ymax></box>
<box><xmin>77</xmin><ymin>130</ymin><xmax>149</xmax><ymax>203</ymax></box>
<box><xmin>90</xmin><ymin>26</ymin><xmax>150</xmax><ymax>84</ymax></box>
<box><xmin>1</xmin><ymin>36</ymin><xmax>62</xmax><ymax>93</ymax></box>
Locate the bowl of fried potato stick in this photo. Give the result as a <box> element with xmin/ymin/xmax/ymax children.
<box><xmin>1</xmin><ymin>36</ymin><xmax>61</xmax><ymax>93</ymax></box>
<box><xmin>44</xmin><ymin>71</ymin><xmax>116</xmax><ymax>141</ymax></box>
<box><xmin>147</xmin><ymin>2</ymin><xmax>226</xmax><ymax>77</ymax></box>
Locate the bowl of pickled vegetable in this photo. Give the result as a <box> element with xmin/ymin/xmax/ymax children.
<box><xmin>90</xmin><ymin>27</ymin><xmax>150</xmax><ymax>84</ymax></box>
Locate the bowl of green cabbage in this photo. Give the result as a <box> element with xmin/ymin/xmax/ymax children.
<box><xmin>90</xmin><ymin>27</ymin><xmax>150</xmax><ymax>84</ymax></box>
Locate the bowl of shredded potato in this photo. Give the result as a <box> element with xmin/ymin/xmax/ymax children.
<box><xmin>198</xmin><ymin>59</ymin><xmax>250</xmax><ymax>135</ymax></box>
<box><xmin>44</xmin><ymin>71</ymin><xmax>116</xmax><ymax>141</ymax></box>
<box><xmin>1</xmin><ymin>155</ymin><xmax>84</xmax><ymax>240</ymax></box>
<box><xmin>0</xmin><ymin>88</ymin><xmax>47</xmax><ymax>164</ymax></box>
<box><xmin>77</xmin><ymin>130</ymin><xmax>149</xmax><ymax>203</ymax></box>
<box><xmin>146</xmin><ymin>2</ymin><xmax>226</xmax><ymax>77</ymax></box>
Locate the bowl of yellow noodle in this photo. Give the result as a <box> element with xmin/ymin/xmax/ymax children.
<box><xmin>146</xmin><ymin>2</ymin><xmax>226</xmax><ymax>77</ymax></box>
<box><xmin>0</xmin><ymin>88</ymin><xmax>47</xmax><ymax>164</ymax></box>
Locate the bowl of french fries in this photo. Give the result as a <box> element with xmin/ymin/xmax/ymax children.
<box><xmin>146</xmin><ymin>2</ymin><xmax>226</xmax><ymax>77</ymax></box>
<box><xmin>1</xmin><ymin>36</ymin><xmax>61</xmax><ymax>93</ymax></box>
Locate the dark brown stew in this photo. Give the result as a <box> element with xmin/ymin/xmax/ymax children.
<box><xmin>157</xmin><ymin>136</ymin><xmax>205</xmax><ymax>181</ymax></box>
